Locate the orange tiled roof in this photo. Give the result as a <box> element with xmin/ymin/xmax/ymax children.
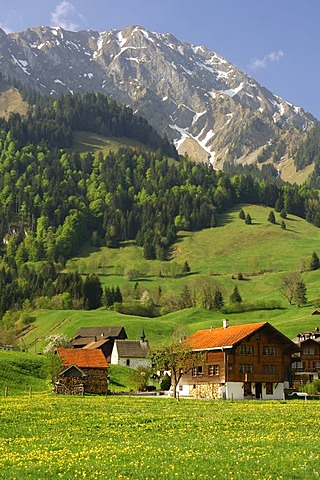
<box><xmin>57</xmin><ymin>348</ymin><xmax>109</xmax><ymax>369</ymax></box>
<box><xmin>186</xmin><ymin>322</ymin><xmax>267</xmax><ymax>350</ymax></box>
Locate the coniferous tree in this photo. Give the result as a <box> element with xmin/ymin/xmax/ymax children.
<box><xmin>230</xmin><ymin>285</ymin><xmax>242</xmax><ymax>304</ymax></box>
<box><xmin>239</xmin><ymin>209</ymin><xmax>245</xmax><ymax>220</ymax></box>
<box><xmin>268</xmin><ymin>211</ymin><xmax>276</xmax><ymax>224</ymax></box>
<box><xmin>294</xmin><ymin>279</ymin><xmax>307</xmax><ymax>307</ymax></box>
<box><xmin>245</xmin><ymin>213</ymin><xmax>252</xmax><ymax>225</ymax></box>
<box><xmin>310</xmin><ymin>252</ymin><xmax>320</xmax><ymax>271</ymax></box>
<box><xmin>281</xmin><ymin>220</ymin><xmax>287</xmax><ymax>230</ymax></box>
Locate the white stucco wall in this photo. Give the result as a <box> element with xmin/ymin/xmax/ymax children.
<box><xmin>225</xmin><ymin>382</ymin><xmax>244</xmax><ymax>400</ymax></box>
<box><xmin>226</xmin><ymin>382</ymin><xmax>285</xmax><ymax>400</ymax></box>
<box><xmin>110</xmin><ymin>345</ymin><xmax>119</xmax><ymax>365</ymax></box>
<box><xmin>176</xmin><ymin>381</ymin><xmax>286</xmax><ymax>400</ymax></box>
<box><xmin>117</xmin><ymin>357</ymin><xmax>151</xmax><ymax>369</ymax></box>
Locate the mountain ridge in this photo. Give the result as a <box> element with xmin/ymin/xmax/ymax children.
<box><xmin>0</xmin><ymin>24</ymin><xmax>317</xmax><ymax>178</ymax></box>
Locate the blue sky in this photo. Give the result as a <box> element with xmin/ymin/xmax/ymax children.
<box><xmin>1</xmin><ymin>0</ymin><xmax>319</xmax><ymax>119</ymax></box>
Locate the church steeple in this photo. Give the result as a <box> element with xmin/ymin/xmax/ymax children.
<box><xmin>140</xmin><ymin>329</ymin><xmax>146</xmax><ymax>342</ymax></box>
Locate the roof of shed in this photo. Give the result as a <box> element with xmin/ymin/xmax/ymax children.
<box><xmin>57</xmin><ymin>348</ymin><xmax>109</xmax><ymax>369</ymax></box>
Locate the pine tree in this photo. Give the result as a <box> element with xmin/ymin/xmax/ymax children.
<box><xmin>310</xmin><ymin>251</ymin><xmax>320</xmax><ymax>271</ymax></box>
<box><xmin>268</xmin><ymin>211</ymin><xmax>276</xmax><ymax>224</ymax></box>
<box><xmin>239</xmin><ymin>209</ymin><xmax>245</xmax><ymax>220</ymax></box>
<box><xmin>281</xmin><ymin>220</ymin><xmax>287</xmax><ymax>230</ymax></box>
<box><xmin>245</xmin><ymin>213</ymin><xmax>252</xmax><ymax>225</ymax></box>
<box><xmin>213</xmin><ymin>288</ymin><xmax>224</xmax><ymax>311</ymax></box>
<box><xmin>230</xmin><ymin>285</ymin><xmax>242</xmax><ymax>304</ymax></box>
<box><xmin>280</xmin><ymin>209</ymin><xmax>287</xmax><ymax>219</ymax></box>
<box><xmin>294</xmin><ymin>280</ymin><xmax>307</xmax><ymax>307</ymax></box>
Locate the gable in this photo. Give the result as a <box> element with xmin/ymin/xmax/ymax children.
<box><xmin>59</xmin><ymin>364</ymin><xmax>87</xmax><ymax>378</ymax></box>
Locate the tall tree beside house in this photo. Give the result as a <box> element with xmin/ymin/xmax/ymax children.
<box><xmin>151</xmin><ymin>341</ymin><xmax>201</xmax><ymax>399</ymax></box>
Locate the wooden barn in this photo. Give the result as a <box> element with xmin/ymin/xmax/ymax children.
<box><xmin>55</xmin><ymin>348</ymin><xmax>109</xmax><ymax>395</ymax></box>
<box><xmin>177</xmin><ymin>320</ymin><xmax>299</xmax><ymax>400</ymax></box>
<box><xmin>71</xmin><ymin>326</ymin><xmax>127</xmax><ymax>361</ymax></box>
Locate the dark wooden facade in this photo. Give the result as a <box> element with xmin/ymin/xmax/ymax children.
<box><xmin>292</xmin><ymin>335</ymin><xmax>320</xmax><ymax>386</ymax></box>
<box><xmin>179</xmin><ymin>322</ymin><xmax>299</xmax><ymax>399</ymax></box>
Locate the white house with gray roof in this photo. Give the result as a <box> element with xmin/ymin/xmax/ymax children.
<box><xmin>110</xmin><ymin>331</ymin><xmax>151</xmax><ymax>369</ymax></box>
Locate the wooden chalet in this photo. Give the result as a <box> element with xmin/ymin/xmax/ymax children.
<box><xmin>177</xmin><ymin>320</ymin><xmax>299</xmax><ymax>400</ymax></box>
<box><xmin>55</xmin><ymin>348</ymin><xmax>109</xmax><ymax>395</ymax></box>
<box><xmin>291</xmin><ymin>327</ymin><xmax>320</xmax><ymax>385</ymax></box>
<box><xmin>71</xmin><ymin>326</ymin><xmax>127</xmax><ymax>361</ymax></box>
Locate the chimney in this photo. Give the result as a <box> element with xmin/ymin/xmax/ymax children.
<box><xmin>223</xmin><ymin>319</ymin><xmax>229</xmax><ymax>329</ymax></box>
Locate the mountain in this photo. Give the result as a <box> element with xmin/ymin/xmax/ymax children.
<box><xmin>0</xmin><ymin>25</ymin><xmax>317</xmax><ymax>179</ymax></box>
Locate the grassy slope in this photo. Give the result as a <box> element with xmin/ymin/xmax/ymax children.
<box><xmin>72</xmin><ymin>131</ymin><xmax>153</xmax><ymax>155</ymax></box>
<box><xmin>0</xmin><ymin>350</ymin><xmax>50</xmax><ymax>395</ymax></box>
<box><xmin>19</xmin><ymin>204</ymin><xmax>320</xmax><ymax>352</ymax></box>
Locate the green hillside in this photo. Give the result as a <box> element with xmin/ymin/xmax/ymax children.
<box><xmin>18</xmin><ymin>204</ymin><xmax>320</xmax><ymax>352</ymax></box>
<box><xmin>71</xmin><ymin>130</ymin><xmax>158</xmax><ymax>155</ymax></box>
<box><xmin>0</xmin><ymin>350</ymin><xmax>50</xmax><ymax>395</ymax></box>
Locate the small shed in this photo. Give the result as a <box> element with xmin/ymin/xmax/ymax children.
<box><xmin>56</xmin><ymin>348</ymin><xmax>109</xmax><ymax>394</ymax></box>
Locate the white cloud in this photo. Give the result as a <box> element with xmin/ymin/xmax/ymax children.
<box><xmin>249</xmin><ymin>50</ymin><xmax>284</xmax><ymax>70</ymax></box>
<box><xmin>50</xmin><ymin>1</ymin><xmax>87</xmax><ymax>31</ymax></box>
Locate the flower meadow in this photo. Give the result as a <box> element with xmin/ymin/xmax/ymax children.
<box><xmin>0</xmin><ymin>395</ymin><xmax>319</xmax><ymax>479</ymax></box>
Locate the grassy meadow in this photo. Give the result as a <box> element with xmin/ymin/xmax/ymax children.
<box><xmin>18</xmin><ymin>204</ymin><xmax>320</xmax><ymax>351</ymax></box>
<box><xmin>0</xmin><ymin>395</ymin><xmax>319</xmax><ymax>479</ymax></box>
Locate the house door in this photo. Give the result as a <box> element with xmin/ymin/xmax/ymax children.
<box><xmin>255</xmin><ymin>382</ymin><xmax>262</xmax><ymax>399</ymax></box>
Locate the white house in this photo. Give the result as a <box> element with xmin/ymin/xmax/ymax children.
<box><xmin>110</xmin><ymin>331</ymin><xmax>151</xmax><ymax>369</ymax></box>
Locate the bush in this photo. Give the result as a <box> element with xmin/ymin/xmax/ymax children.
<box><xmin>300</xmin><ymin>379</ymin><xmax>320</xmax><ymax>395</ymax></box>
<box><xmin>160</xmin><ymin>373</ymin><xmax>171</xmax><ymax>391</ymax></box>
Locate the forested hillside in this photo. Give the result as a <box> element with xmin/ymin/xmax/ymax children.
<box><xmin>0</xmin><ymin>91</ymin><xmax>320</xmax><ymax>326</ymax></box>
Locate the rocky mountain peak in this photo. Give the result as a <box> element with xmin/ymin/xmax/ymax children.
<box><xmin>0</xmin><ymin>25</ymin><xmax>316</xmax><ymax>178</ymax></box>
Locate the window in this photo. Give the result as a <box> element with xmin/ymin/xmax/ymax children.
<box><xmin>208</xmin><ymin>365</ymin><xmax>220</xmax><ymax>376</ymax></box>
<box><xmin>256</xmin><ymin>333</ymin><xmax>261</xmax><ymax>341</ymax></box>
<box><xmin>303</xmin><ymin>348</ymin><xmax>314</xmax><ymax>355</ymax></box>
<box><xmin>269</xmin><ymin>346</ymin><xmax>276</xmax><ymax>356</ymax></box>
<box><xmin>263</xmin><ymin>365</ymin><xmax>276</xmax><ymax>374</ymax></box>
<box><xmin>192</xmin><ymin>366</ymin><xmax>203</xmax><ymax>377</ymax></box>
<box><xmin>239</xmin><ymin>364</ymin><xmax>253</xmax><ymax>374</ymax></box>
<box><xmin>265</xmin><ymin>382</ymin><xmax>273</xmax><ymax>395</ymax></box>
<box><xmin>126</xmin><ymin>359</ymin><xmax>130</xmax><ymax>366</ymax></box>
<box><xmin>240</xmin><ymin>344</ymin><xmax>253</xmax><ymax>355</ymax></box>
<box><xmin>246</xmin><ymin>345</ymin><xmax>254</xmax><ymax>355</ymax></box>
<box><xmin>262</xmin><ymin>346</ymin><xmax>269</xmax><ymax>356</ymax></box>
<box><xmin>270</xmin><ymin>365</ymin><xmax>276</xmax><ymax>374</ymax></box>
